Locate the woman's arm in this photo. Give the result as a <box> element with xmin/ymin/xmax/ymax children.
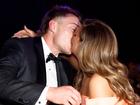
<box><xmin>13</xmin><ymin>26</ymin><xmax>36</xmax><ymax>38</ymax></box>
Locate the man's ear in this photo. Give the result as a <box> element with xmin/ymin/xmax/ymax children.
<box><xmin>48</xmin><ymin>20</ymin><xmax>57</xmax><ymax>33</ymax></box>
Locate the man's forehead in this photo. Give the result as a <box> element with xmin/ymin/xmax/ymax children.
<box><xmin>64</xmin><ymin>14</ymin><xmax>80</xmax><ymax>21</ymax></box>
<box><xmin>55</xmin><ymin>16</ymin><xmax>81</xmax><ymax>26</ymax></box>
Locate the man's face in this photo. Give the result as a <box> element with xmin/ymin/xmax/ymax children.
<box><xmin>54</xmin><ymin>15</ymin><xmax>80</xmax><ymax>55</ymax></box>
<box><xmin>71</xmin><ymin>26</ymin><xmax>81</xmax><ymax>55</ymax></box>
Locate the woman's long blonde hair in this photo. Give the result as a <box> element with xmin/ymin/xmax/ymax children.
<box><xmin>74</xmin><ymin>19</ymin><xmax>136</xmax><ymax>104</ymax></box>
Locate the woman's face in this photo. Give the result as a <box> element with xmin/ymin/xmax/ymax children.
<box><xmin>71</xmin><ymin>26</ymin><xmax>81</xmax><ymax>55</ymax></box>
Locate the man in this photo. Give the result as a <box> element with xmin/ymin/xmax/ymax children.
<box><xmin>0</xmin><ymin>5</ymin><xmax>81</xmax><ymax>105</ymax></box>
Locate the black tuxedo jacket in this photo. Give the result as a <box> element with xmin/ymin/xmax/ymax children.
<box><xmin>0</xmin><ymin>37</ymin><xmax>76</xmax><ymax>105</ymax></box>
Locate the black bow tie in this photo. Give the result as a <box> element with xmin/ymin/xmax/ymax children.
<box><xmin>46</xmin><ymin>53</ymin><xmax>68</xmax><ymax>87</ymax></box>
<box><xmin>46</xmin><ymin>53</ymin><xmax>60</xmax><ymax>63</ymax></box>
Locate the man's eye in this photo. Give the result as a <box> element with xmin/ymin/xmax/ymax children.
<box><xmin>72</xmin><ymin>27</ymin><xmax>77</xmax><ymax>32</ymax></box>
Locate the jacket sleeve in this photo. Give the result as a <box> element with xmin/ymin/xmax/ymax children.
<box><xmin>0</xmin><ymin>38</ymin><xmax>44</xmax><ymax>105</ymax></box>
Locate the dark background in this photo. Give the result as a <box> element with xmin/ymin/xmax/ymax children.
<box><xmin>0</xmin><ymin>0</ymin><xmax>138</xmax><ymax>63</ymax></box>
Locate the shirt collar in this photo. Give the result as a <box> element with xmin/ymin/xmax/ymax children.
<box><xmin>41</xmin><ymin>37</ymin><xmax>52</xmax><ymax>60</ymax></box>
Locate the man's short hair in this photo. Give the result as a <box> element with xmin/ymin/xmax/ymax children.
<box><xmin>38</xmin><ymin>5</ymin><xmax>81</xmax><ymax>35</ymax></box>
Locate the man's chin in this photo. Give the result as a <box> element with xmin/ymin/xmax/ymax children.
<box><xmin>65</xmin><ymin>51</ymin><xmax>72</xmax><ymax>55</ymax></box>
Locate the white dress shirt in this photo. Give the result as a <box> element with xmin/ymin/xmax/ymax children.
<box><xmin>35</xmin><ymin>37</ymin><xmax>58</xmax><ymax>105</ymax></box>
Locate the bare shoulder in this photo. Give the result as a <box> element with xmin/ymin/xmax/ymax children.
<box><xmin>89</xmin><ymin>73</ymin><xmax>115</xmax><ymax>98</ymax></box>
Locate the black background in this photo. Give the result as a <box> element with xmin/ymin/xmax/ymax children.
<box><xmin>0</xmin><ymin>0</ymin><xmax>138</xmax><ymax>62</ymax></box>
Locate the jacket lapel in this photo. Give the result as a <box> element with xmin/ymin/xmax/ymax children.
<box><xmin>34</xmin><ymin>37</ymin><xmax>46</xmax><ymax>86</ymax></box>
<box><xmin>56</xmin><ymin>58</ymin><xmax>68</xmax><ymax>86</ymax></box>
<box><xmin>33</xmin><ymin>37</ymin><xmax>69</xmax><ymax>86</ymax></box>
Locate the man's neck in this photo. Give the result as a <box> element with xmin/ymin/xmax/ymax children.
<box><xmin>43</xmin><ymin>34</ymin><xmax>59</xmax><ymax>57</ymax></box>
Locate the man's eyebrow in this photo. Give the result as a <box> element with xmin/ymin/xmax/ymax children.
<box><xmin>71</xmin><ymin>23</ymin><xmax>81</xmax><ymax>27</ymax></box>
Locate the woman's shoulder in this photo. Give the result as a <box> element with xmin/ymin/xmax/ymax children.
<box><xmin>89</xmin><ymin>73</ymin><xmax>115</xmax><ymax>97</ymax></box>
<box><xmin>90</xmin><ymin>74</ymin><xmax>112</xmax><ymax>88</ymax></box>
<box><xmin>90</xmin><ymin>73</ymin><xmax>107</xmax><ymax>84</ymax></box>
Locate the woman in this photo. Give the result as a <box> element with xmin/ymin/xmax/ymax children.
<box><xmin>72</xmin><ymin>19</ymin><xmax>137</xmax><ymax>105</ymax></box>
